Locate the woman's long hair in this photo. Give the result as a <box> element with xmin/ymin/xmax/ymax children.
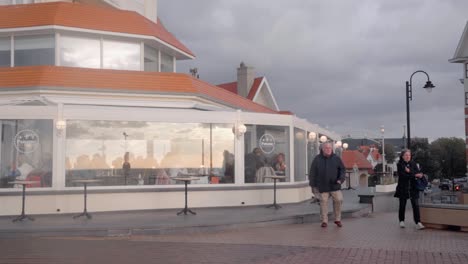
<box><xmin>399</xmin><ymin>149</ymin><xmax>411</xmax><ymax>163</ymax></box>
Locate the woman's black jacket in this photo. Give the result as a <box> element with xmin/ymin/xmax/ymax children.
<box><xmin>394</xmin><ymin>160</ymin><xmax>420</xmax><ymax>199</ymax></box>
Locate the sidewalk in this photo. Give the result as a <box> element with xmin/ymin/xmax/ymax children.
<box><xmin>1</xmin><ymin>210</ymin><xmax>466</xmax><ymax>264</ymax></box>
<box><xmin>0</xmin><ymin>189</ymin><xmax>369</xmax><ymax>238</ymax></box>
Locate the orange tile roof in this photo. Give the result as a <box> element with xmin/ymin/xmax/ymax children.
<box><xmin>0</xmin><ymin>66</ymin><xmax>277</xmax><ymax>114</ymax></box>
<box><xmin>246</xmin><ymin>77</ymin><xmax>263</xmax><ymax>100</ymax></box>
<box><xmin>358</xmin><ymin>145</ymin><xmax>381</xmax><ymax>162</ymax></box>
<box><xmin>342</xmin><ymin>150</ymin><xmax>373</xmax><ymax>170</ymax></box>
<box><xmin>0</xmin><ymin>2</ymin><xmax>194</xmax><ymax>57</ymax></box>
<box><xmin>217</xmin><ymin>81</ymin><xmax>237</xmax><ymax>94</ymax></box>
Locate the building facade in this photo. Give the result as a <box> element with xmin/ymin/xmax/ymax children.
<box><xmin>0</xmin><ymin>1</ymin><xmax>340</xmax><ymax>215</ymax></box>
<box><xmin>450</xmin><ymin>22</ymin><xmax>468</xmax><ymax>175</ymax></box>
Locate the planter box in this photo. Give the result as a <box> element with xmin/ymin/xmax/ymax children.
<box><xmin>420</xmin><ymin>204</ymin><xmax>468</xmax><ymax>232</ymax></box>
<box><xmin>457</xmin><ymin>192</ymin><xmax>468</xmax><ymax>204</ymax></box>
<box><xmin>375</xmin><ymin>183</ymin><xmax>397</xmax><ymax>193</ymax></box>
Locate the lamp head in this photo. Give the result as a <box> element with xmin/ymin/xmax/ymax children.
<box><xmin>423</xmin><ymin>81</ymin><xmax>435</xmax><ymax>93</ymax></box>
<box><xmin>233</xmin><ymin>124</ymin><xmax>247</xmax><ymax>138</ymax></box>
<box><xmin>335</xmin><ymin>140</ymin><xmax>342</xmax><ymax>148</ymax></box>
<box><xmin>308</xmin><ymin>132</ymin><xmax>317</xmax><ymax>141</ymax></box>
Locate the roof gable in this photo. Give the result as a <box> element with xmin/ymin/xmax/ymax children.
<box><xmin>217</xmin><ymin>77</ymin><xmax>280</xmax><ymax>111</ymax></box>
<box><xmin>250</xmin><ymin>78</ymin><xmax>279</xmax><ymax>111</ymax></box>
<box><xmin>450</xmin><ymin>21</ymin><xmax>468</xmax><ymax>63</ymax></box>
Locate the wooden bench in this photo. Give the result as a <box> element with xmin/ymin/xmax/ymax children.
<box><xmin>358</xmin><ymin>193</ymin><xmax>375</xmax><ymax>212</ymax></box>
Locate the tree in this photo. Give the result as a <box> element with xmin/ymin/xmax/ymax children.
<box><xmin>410</xmin><ymin>138</ymin><xmax>438</xmax><ymax>180</ymax></box>
<box><xmin>429</xmin><ymin>137</ymin><xmax>466</xmax><ymax>179</ymax></box>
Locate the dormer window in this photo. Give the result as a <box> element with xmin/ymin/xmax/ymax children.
<box><xmin>60</xmin><ymin>35</ymin><xmax>100</xmax><ymax>69</ymax></box>
<box><xmin>0</xmin><ymin>37</ymin><xmax>9</xmax><ymax>67</ymax></box>
<box><xmin>14</xmin><ymin>35</ymin><xmax>55</xmax><ymax>66</ymax></box>
<box><xmin>160</xmin><ymin>52</ymin><xmax>173</xmax><ymax>72</ymax></box>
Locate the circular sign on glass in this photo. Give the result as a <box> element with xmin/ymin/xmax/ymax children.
<box><xmin>14</xmin><ymin>129</ymin><xmax>40</xmax><ymax>154</ymax></box>
<box><xmin>259</xmin><ymin>134</ymin><xmax>275</xmax><ymax>154</ymax></box>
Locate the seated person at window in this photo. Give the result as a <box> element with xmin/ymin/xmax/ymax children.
<box><xmin>244</xmin><ymin>147</ymin><xmax>266</xmax><ymax>183</ymax></box>
<box><xmin>6</xmin><ymin>162</ymin><xmax>21</xmax><ymax>178</ymax></box>
<box><xmin>9</xmin><ymin>155</ymin><xmax>35</xmax><ymax>188</ymax></box>
<box><xmin>16</xmin><ymin>155</ymin><xmax>34</xmax><ymax>181</ymax></box>
<box><xmin>273</xmin><ymin>153</ymin><xmax>286</xmax><ymax>176</ymax></box>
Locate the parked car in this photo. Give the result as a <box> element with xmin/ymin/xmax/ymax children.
<box><xmin>439</xmin><ymin>180</ymin><xmax>451</xmax><ymax>191</ymax></box>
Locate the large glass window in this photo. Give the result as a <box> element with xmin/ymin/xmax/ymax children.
<box><xmin>103</xmin><ymin>40</ymin><xmax>140</xmax><ymax>70</ymax></box>
<box><xmin>294</xmin><ymin>128</ymin><xmax>307</xmax><ymax>181</ymax></box>
<box><xmin>0</xmin><ymin>37</ymin><xmax>9</xmax><ymax>67</ymax></box>
<box><xmin>160</xmin><ymin>52</ymin><xmax>173</xmax><ymax>72</ymax></box>
<box><xmin>0</xmin><ymin>120</ymin><xmax>53</xmax><ymax>188</ymax></box>
<box><xmin>60</xmin><ymin>35</ymin><xmax>100</xmax><ymax>68</ymax></box>
<box><xmin>65</xmin><ymin>121</ymin><xmax>235</xmax><ymax>187</ymax></box>
<box><xmin>14</xmin><ymin>35</ymin><xmax>55</xmax><ymax>66</ymax></box>
<box><xmin>307</xmin><ymin>132</ymin><xmax>318</xmax><ymax>176</ymax></box>
<box><xmin>244</xmin><ymin>124</ymin><xmax>290</xmax><ymax>183</ymax></box>
<box><xmin>144</xmin><ymin>44</ymin><xmax>158</xmax><ymax>72</ymax></box>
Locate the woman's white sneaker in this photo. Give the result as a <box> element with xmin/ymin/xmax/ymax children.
<box><xmin>399</xmin><ymin>221</ymin><xmax>405</xmax><ymax>228</ymax></box>
<box><xmin>416</xmin><ymin>222</ymin><xmax>425</xmax><ymax>230</ymax></box>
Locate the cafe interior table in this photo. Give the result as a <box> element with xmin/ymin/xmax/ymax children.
<box><xmin>9</xmin><ymin>180</ymin><xmax>40</xmax><ymax>222</ymax></box>
<box><xmin>172</xmin><ymin>177</ymin><xmax>200</xmax><ymax>215</ymax></box>
<box><xmin>264</xmin><ymin>175</ymin><xmax>287</xmax><ymax>209</ymax></box>
<box><xmin>72</xmin><ymin>179</ymin><xmax>102</xmax><ymax>219</ymax></box>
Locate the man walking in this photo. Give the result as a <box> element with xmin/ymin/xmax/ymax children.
<box><xmin>309</xmin><ymin>142</ymin><xmax>345</xmax><ymax>227</ymax></box>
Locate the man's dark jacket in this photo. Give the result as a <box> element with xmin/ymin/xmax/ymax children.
<box><xmin>309</xmin><ymin>152</ymin><xmax>345</xmax><ymax>193</ymax></box>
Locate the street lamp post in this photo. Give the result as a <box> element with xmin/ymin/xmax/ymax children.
<box><xmin>380</xmin><ymin>125</ymin><xmax>385</xmax><ymax>176</ymax></box>
<box><xmin>406</xmin><ymin>70</ymin><xmax>435</xmax><ymax>150</ymax></box>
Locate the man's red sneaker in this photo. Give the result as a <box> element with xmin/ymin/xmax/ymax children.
<box><xmin>334</xmin><ymin>221</ymin><xmax>343</xmax><ymax>227</ymax></box>
<box><xmin>321</xmin><ymin>222</ymin><xmax>327</xmax><ymax>228</ymax></box>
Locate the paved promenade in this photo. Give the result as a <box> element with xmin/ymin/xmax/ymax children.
<box><xmin>1</xmin><ymin>189</ymin><xmax>467</xmax><ymax>263</ymax></box>
<box><xmin>1</xmin><ymin>211</ymin><xmax>467</xmax><ymax>264</ymax></box>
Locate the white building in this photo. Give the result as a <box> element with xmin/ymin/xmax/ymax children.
<box><xmin>0</xmin><ymin>1</ymin><xmax>340</xmax><ymax>215</ymax></box>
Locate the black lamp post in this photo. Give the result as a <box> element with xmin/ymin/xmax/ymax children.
<box><xmin>406</xmin><ymin>70</ymin><xmax>435</xmax><ymax>150</ymax></box>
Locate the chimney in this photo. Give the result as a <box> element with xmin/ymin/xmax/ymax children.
<box><xmin>237</xmin><ymin>62</ymin><xmax>255</xmax><ymax>98</ymax></box>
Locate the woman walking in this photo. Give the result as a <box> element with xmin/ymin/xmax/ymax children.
<box><xmin>394</xmin><ymin>149</ymin><xmax>425</xmax><ymax>230</ymax></box>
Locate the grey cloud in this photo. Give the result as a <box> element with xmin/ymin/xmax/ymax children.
<box><xmin>159</xmin><ymin>0</ymin><xmax>468</xmax><ymax>140</ymax></box>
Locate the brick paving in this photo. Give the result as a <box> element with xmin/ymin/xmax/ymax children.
<box><xmin>1</xmin><ymin>212</ymin><xmax>467</xmax><ymax>264</ymax></box>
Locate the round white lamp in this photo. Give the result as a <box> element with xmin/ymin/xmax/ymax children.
<box><xmin>319</xmin><ymin>135</ymin><xmax>327</xmax><ymax>143</ymax></box>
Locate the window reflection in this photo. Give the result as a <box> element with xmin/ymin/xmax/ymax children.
<box><xmin>14</xmin><ymin>35</ymin><xmax>55</xmax><ymax>66</ymax></box>
<box><xmin>307</xmin><ymin>131</ymin><xmax>318</xmax><ymax>177</ymax></box>
<box><xmin>103</xmin><ymin>40</ymin><xmax>140</xmax><ymax>70</ymax></box>
<box><xmin>60</xmin><ymin>35</ymin><xmax>100</xmax><ymax>68</ymax></box>
<box><xmin>160</xmin><ymin>51</ymin><xmax>173</xmax><ymax>72</ymax></box>
<box><xmin>144</xmin><ymin>44</ymin><xmax>158</xmax><ymax>72</ymax></box>
<box><xmin>294</xmin><ymin>128</ymin><xmax>307</xmax><ymax>181</ymax></box>
<box><xmin>0</xmin><ymin>120</ymin><xmax>53</xmax><ymax>188</ymax></box>
<box><xmin>244</xmin><ymin>125</ymin><xmax>290</xmax><ymax>183</ymax></box>
<box><xmin>65</xmin><ymin>121</ymin><xmax>235</xmax><ymax>186</ymax></box>
<box><xmin>0</xmin><ymin>37</ymin><xmax>9</xmax><ymax>67</ymax></box>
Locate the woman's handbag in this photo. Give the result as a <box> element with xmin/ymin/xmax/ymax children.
<box><xmin>415</xmin><ymin>175</ymin><xmax>428</xmax><ymax>191</ymax></box>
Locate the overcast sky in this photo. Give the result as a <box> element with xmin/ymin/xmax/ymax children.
<box><xmin>158</xmin><ymin>0</ymin><xmax>468</xmax><ymax>141</ymax></box>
